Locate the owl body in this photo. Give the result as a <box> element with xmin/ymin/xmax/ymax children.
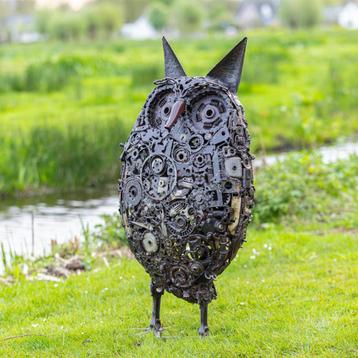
<box><xmin>119</xmin><ymin>74</ymin><xmax>254</xmax><ymax>304</ymax></box>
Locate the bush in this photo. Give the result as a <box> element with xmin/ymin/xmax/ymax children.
<box><xmin>35</xmin><ymin>3</ymin><xmax>124</xmax><ymax>41</ymax></box>
<box><xmin>172</xmin><ymin>0</ymin><xmax>204</xmax><ymax>34</ymax></box>
<box><xmin>92</xmin><ymin>214</ymin><xmax>128</xmax><ymax>248</ymax></box>
<box><xmin>0</xmin><ymin>31</ymin><xmax>357</xmax><ymax>196</ymax></box>
<box><xmin>254</xmin><ymin>154</ymin><xmax>358</xmax><ymax>224</ymax></box>
<box><xmin>84</xmin><ymin>3</ymin><xmax>124</xmax><ymax>39</ymax></box>
<box><xmin>48</xmin><ymin>13</ymin><xmax>86</xmax><ymax>41</ymax></box>
<box><xmin>207</xmin><ymin>2</ymin><xmax>235</xmax><ymax>33</ymax></box>
<box><xmin>148</xmin><ymin>2</ymin><xmax>169</xmax><ymax>31</ymax></box>
<box><xmin>280</xmin><ymin>0</ymin><xmax>322</xmax><ymax>28</ymax></box>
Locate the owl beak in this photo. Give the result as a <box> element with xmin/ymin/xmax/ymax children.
<box><xmin>164</xmin><ymin>99</ymin><xmax>185</xmax><ymax>130</ymax></box>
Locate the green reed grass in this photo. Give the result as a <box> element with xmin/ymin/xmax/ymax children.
<box><xmin>0</xmin><ymin>29</ymin><xmax>357</xmax><ymax>196</ymax></box>
<box><xmin>0</xmin><ymin>115</ymin><xmax>128</xmax><ymax>193</ymax></box>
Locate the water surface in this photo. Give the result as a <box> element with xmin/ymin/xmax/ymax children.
<box><xmin>0</xmin><ymin>140</ymin><xmax>357</xmax><ymax>263</ymax></box>
<box><xmin>0</xmin><ymin>187</ymin><xmax>118</xmax><ymax>259</ymax></box>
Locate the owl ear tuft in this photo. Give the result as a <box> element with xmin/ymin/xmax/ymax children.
<box><xmin>162</xmin><ymin>36</ymin><xmax>186</xmax><ymax>78</ymax></box>
<box><xmin>207</xmin><ymin>37</ymin><xmax>247</xmax><ymax>94</ymax></box>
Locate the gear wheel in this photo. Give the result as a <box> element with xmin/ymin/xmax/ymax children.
<box><xmin>166</xmin><ymin>200</ymin><xmax>196</xmax><ymax>237</ymax></box>
<box><xmin>141</xmin><ymin>154</ymin><xmax>177</xmax><ymax>200</ymax></box>
<box><xmin>122</xmin><ymin>178</ymin><xmax>142</xmax><ymax>207</ymax></box>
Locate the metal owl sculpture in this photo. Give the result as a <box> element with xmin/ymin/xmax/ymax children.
<box><xmin>119</xmin><ymin>37</ymin><xmax>254</xmax><ymax>336</ymax></box>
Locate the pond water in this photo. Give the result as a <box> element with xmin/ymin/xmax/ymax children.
<box><xmin>0</xmin><ymin>187</ymin><xmax>118</xmax><ymax>260</ymax></box>
<box><xmin>0</xmin><ymin>140</ymin><xmax>357</xmax><ymax>264</ymax></box>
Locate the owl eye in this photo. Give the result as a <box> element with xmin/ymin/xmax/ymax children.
<box><xmin>146</xmin><ymin>87</ymin><xmax>175</xmax><ymax>128</ymax></box>
<box><xmin>199</xmin><ymin>100</ymin><xmax>223</xmax><ymax>122</ymax></box>
<box><xmin>159</xmin><ymin>97</ymin><xmax>172</xmax><ymax>117</ymax></box>
<box><xmin>188</xmin><ymin>90</ymin><xmax>231</xmax><ymax>133</ymax></box>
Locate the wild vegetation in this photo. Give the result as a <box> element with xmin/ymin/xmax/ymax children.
<box><xmin>0</xmin><ymin>155</ymin><xmax>357</xmax><ymax>356</ymax></box>
<box><xmin>0</xmin><ymin>29</ymin><xmax>357</xmax><ymax>196</ymax></box>
<box><xmin>255</xmin><ymin>153</ymin><xmax>358</xmax><ymax>225</ymax></box>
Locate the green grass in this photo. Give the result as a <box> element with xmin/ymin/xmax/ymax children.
<box><xmin>0</xmin><ymin>29</ymin><xmax>357</xmax><ymax>196</ymax></box>
<box><xmin>0</xmin><ymin>155</ymin><xmax>357</xmax><ymax>356</ymax></box>
<box><xmin>0</xmin><ymin>224</ymin><xmax>356</xmax><ymax>356</ymax></box>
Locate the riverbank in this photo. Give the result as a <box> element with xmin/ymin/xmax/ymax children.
<box><xmin>1</xmin><ymin>141</ymin><xmax>357</xmax><ymax>268</ymax></box>
<box><xmin>1</xmin><ymin>152</ymin><xmax>357</xmax><ymax>277</ymax></box>
<box><xmin>0</xmin><ymin>187</ymin><xmax>119</xmax><ymax>263</ymax></box>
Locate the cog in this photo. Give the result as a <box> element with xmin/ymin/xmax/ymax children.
<box><xmin>141</xmin><ymin>154</ymin><xmax>177</xmax><ymax>200</ymax></box>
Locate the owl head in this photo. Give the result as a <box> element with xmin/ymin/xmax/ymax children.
<box><xmin>139</xmin><ymin>37</ymin><xmax>247</xmax><ymax>134</ymax></box>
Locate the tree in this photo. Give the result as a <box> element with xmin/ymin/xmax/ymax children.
<box><xmin>0</xmin><ymin>0</ymin><xmax>35</xmax><ymax>18</ymax></box>
<box><xmin>84</xmin><ymin>2</ymin><xmax>124</xmax><ymax>39</ymax></box>
<box><xmin>121</xmin><ymin>0</ymin><xmax>148</xmax><ymax>22</ymax></box>
<box><xmin>172</xmin><ymin>0</ymin><xmax>204</xmax><ymax>34</ymax></box>
<box><xmin>15</xmin><ymin>0</ymin><xmax>36</xmax><ymax>14</ymax></box>
<box><xmin>36</xmin><ymin>10</ymin><xmax>51</xmax><ymax>35</ymax></box>
<box><xmin>35</xmin><ymin>1</ymin><xmax>124</xmax><ymax>41</ymax></box>
<box><xmin>280</xmin><ymin>0</ymin><xmax>322</xmax><ymax>28</ymax></box>
<box><xmin>206</xmin><ymin>1</ymin><xmax>235</xmax><ymax>32</ymax></box>
<box><xmin>148</xmin><ymin>2</ymin><xmax>169</xmax><ymax>31</ymax></box>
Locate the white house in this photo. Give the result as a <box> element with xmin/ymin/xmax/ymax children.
<box><xmin>236</xmin><ymin>0</ymin><xmax>279</xmax><ymax>29</ymax></box>
<box><xmin>338</xmin><ymin>1</ymin><xmax>358</xmax><ymax>29</ymax></box>
<box><xmin>121</xmin><ymin>16</ymin><xmax>157</xmax><ymax>40</ymax></box>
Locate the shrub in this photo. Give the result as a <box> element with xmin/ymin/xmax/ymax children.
<box><xmin>148</xmin><ymin>2</ymin><xmax>169</xmax><ymax>31</ymax></box>
<box><xmin>254</xmin><ymin>154</ymin><xmax>358</xmax><ymax>224</ymax></box>
<box><xmin>84</xmin><ymin>3</ymin><xmax>124</xmax><ymax>39</ymax></box>
<box><xmin>172</xmin><ymin>0</ymin><xmax>204</xmax><ymax>34</ymax></box>
<box><xmin>92</xmin><ymin>214</ymin><xmax>128</xmax><ymax>248</ymax></box>
<box><xmin>35</xmin><ymin>3</ymin><xmax>124</xmax><ymax>41</ymax></box>
<box><xmin>280</xmin><ymin>0</ymin><xmax>322</xmax><ymax>28</ymax></box>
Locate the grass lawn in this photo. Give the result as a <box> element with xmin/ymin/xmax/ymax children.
<box><xmin>1</xmin><ymin>224</ymin><xmax>357</xmax><ymax>357</ymax></box>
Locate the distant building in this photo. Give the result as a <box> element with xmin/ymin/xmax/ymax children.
<box><xmin>322</xmin><ymin>5</ymin><xmax>343</xmax><ymax>25</ymax></box>
<box><xmin>322</xmin><ymin>1</ymin><xmax>358</xmax><ymax>29</ymax></box>
<box><xmin>338</xmin><ymin>1</ymin><xmax>358</xmax><ymax>29</ymax></box>
<box><xmin>0</xmin><ymin>14</ymin><xmax>43</xmax><ymax>43</ymax></box>
<box><xmin>121</xmin><ymin>16</ymin><xmax>157</xmax><ymax>40</ymax></box>
<box><xmin>236</xmin><ymin>0</ymin><xmax>279</xmax><ymax>29</ymax></box>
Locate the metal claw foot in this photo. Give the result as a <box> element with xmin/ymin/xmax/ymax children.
<box><xmin>198</xmin><ymin>325</ymin><xmax>209</xmax><ymax>337</ymax></box>
<box><xmin>149</xmin><ymin>320</ymin><xmax>164</xmax><ymax>337</ymax></box>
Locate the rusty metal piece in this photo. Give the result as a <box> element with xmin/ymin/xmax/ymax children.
<box><xmin>164</xmin><ymin>99</ymin><xmax>186</xmax><ymax>129</ymax></box>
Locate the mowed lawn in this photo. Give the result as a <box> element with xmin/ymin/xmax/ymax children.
<box><xmin>0</xmin><ymin>225</ymin><xmax>356</xmax><ymax>357</ymax></box>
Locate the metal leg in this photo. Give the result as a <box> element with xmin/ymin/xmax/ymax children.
<box><xmin>198</xmin><ymin>301</ymin><xmax>209</xmax><ymax>336</ymax></box>
<box><xmin>149</xmin><ymin>281</ymin><xmax>164</xmax><ymax>337</ymax></box>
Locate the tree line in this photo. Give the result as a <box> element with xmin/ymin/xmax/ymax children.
<box><xmin>0</xmin><ymin>0</ymin><xmax>328</xmax><ymax>42</ymax></box>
